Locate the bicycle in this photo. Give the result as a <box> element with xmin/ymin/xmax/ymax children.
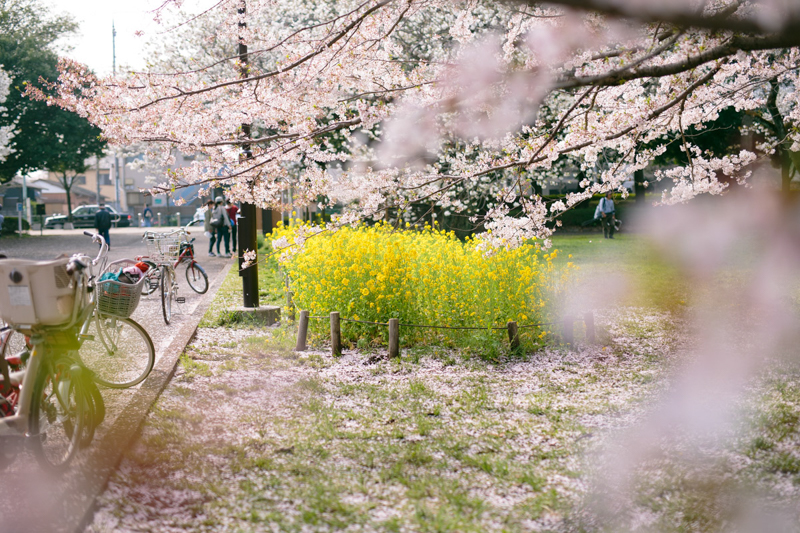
<box><xmin>0</xmin><ymin>235</ymin><xmax>112</xmax><ymax>472</ymax></box>
<box><xmin>141</xmin><ymin>221</ymin><xmax>209</xmax><ymax>297</ymax></box>
<box><xmin>140</xmin><ymin>231</ymin><xmax>181</xmax><ymax>325</ymax></box>
<box><xmin>3</xmin><ymin>230</ymin><xmax>155</xmax><ymax>388</ymax></box>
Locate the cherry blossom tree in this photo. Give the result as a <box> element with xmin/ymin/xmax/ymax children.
<box><xmin>24</xmin><ymin>3</ymin><xmax>800</xmax><ymax>527</ymax></box>
<box><xmin>28</xmin><ymin>0</ymin><xmax>800</xmax><ymax>248</ymax></box>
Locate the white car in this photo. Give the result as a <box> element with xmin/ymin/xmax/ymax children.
<box><xmin>192</xmin><ymin>206</ymin><xmax>208</xmax><ymax>224</ymax></box>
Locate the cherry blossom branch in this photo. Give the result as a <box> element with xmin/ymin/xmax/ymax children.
<box><xmin>131</xmin><ymin>0</ymin><xmax>393</xmax><ymax>111</ymax></box>
<box><xmin>557</xmin><ymin>33</ymin><xmax>794</xmax><ymax>90</ymax></box>
<box><xmin>515</xmin><ymin>0</ymin><xmax>800</xmax><ymax>39</ymax></box>
<box><xmin>141</xmin><ymin>0</ymin><xmax>381</xmax><ymax>77</ymax></box>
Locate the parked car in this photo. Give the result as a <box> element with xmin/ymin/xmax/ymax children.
<box><xmin>192</xmin><ymin>206</ymin><xmax>208</xmax><ymax>225</ymax></box>
<box><xmin>44</xmin><ymin>205</ymin><xmax>133</xmax><ymax>229</ymax></box>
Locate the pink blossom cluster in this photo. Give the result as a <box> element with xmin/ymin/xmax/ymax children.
<box><xmin>0</xmin><ymin>68</ymin><xmax>14</xmax><ymax>162</ymax></box>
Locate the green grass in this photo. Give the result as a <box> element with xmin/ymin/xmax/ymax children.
<box><xmin>92</xmin><ymin>230</ymin><xmax>800</xmax><ymax>533</ymax></box>
<box><xmin>551</xmin><ymin>234</ymin><xmax>690</xmax><ymax>312</ymax></box>
<box><xmin>95</xmin><ymin>305</ymin><xmax>688</xmax><ymax>531</ymax></box>
<box><xmin>199</xmin><ymin>249</ymin><xmax>286</xmax><ymax>327</ymax></box>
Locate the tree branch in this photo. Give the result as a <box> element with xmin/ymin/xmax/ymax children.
<box><xmin>513</xmin><ymin>0</ymin><xmax>800</xmax><ymax>41</ymax></box>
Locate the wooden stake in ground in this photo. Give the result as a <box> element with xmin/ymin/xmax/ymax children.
<box><xmin>296</xmin><ymin>310</ymin><xmax>309</xmax><ymax>351</ymax></box>
<box><xmin>388</xmin><ymin>318</ymin><xmax>399</xmax><ymax>358</ymax></box>
<box><xmin>330</xmin><ymin>312</ymin><xmax>341</xmax><ymax>356</ymax></box>
<box><xmin>507</xmin><ymin>321</ymin><xmax>520</xmax><ymax>351</ymax></box>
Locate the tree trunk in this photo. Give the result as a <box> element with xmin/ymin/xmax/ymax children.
<box><xmin>781</xmin><ymin>152</ymin><xmax>792</xmax><ymax>194</ymax></box>
<box><xmin>767</xmin><ymin>80</ymin><xmax>792</xmax><ymax>195</ymax></box>
<box><xmin>634</xmin><ymin>168</ymin><xmax>645</xmax><ymax>205</ymax></box>
<box><xmin>63</xmin><ymin>173</ymin><xmax>74</xmax><ymax>223</ymax></box>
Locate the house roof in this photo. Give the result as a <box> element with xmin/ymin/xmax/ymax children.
<box><xmin>36</xmin><ymin>180</ymin><xmax>105</xmax><ymax>199</ymax></box>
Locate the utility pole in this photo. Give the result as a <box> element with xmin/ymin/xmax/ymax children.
<box><xmin>112</xmin><ymin>21</ymin><xmax>116</xmax><ymax>75</ymax></box>
<box><xmin>112</xmin><ymin>21</ymin><xmax>121</xmax><ymax>212</ymax></box>
<box><xmin>95</xmin><ymin>157</ymin><xmax>101</xmax><ymax>204</ymax></box>
<box><xmin>21</xmin><ymin>173</ymin><xmax>27</xmax><ymax>227</ymax></box>
<box><xmin>237</xmin><ymin>0</ymin><xmax>259</xmax><ymax>307</ymax></box>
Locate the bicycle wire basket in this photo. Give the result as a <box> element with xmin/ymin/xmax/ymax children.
<box><xmin>96</xmin><ymin>259</ymin><xmax>146</xmax><ymax>319</ymax></box>
<box><xmin>143</xmin><ymin>232</ymin><xmax>182</xmax><ymax>263</ymax></box>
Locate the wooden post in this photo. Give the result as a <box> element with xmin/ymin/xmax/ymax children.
<box><xmin>583</xmin><ymin>311</ymin><xmax>595</xmax><ymax>344</ymax></box>
<box><xmin>330</xmin><ymin>312</ymin><xmax>341</xmax><ymax>356</ymax></box>
<box><xmin>562</xmin><ymin>315</ymin><xmax>574</xmax><ymax>345</ymax></box>
<box><xmin>296</xmin><ymin>310</ymin><xmax>309</xmax><ymax>351</ymax></box>
<box><xmin>507</xmin><ymin>321</ymin><xmax>520</xmax><ymax>351</ymax></box>
<box><xmin>388</xmin><ymin>318</ymin><xmax>400</xmax><ymax>358</ymax></box>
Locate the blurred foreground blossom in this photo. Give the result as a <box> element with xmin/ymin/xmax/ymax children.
<box><xmin>583</xmin><ymin>176</ymin><xmax>800</xmax><ymax>530</ymax></box>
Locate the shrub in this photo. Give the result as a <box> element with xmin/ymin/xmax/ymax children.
<box><xmin>1</xmin><ymin>217</ymin><xmax>31</xmax><ymax>235</ymax></box>
<box><xmin>272</xmin><ymin>221</ymin><xmax>574</xmax><ymax>349</ymax></box>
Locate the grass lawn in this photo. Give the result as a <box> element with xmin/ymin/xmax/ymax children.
<box><xmin>550</xmin><ymin>233</ymin><xmax>689</xmax><ymax>313</ymax></box>
<box><xmin>87</xmin><ymin>233</ymin><xmax>800</xmax><ymax>532</ymax></box>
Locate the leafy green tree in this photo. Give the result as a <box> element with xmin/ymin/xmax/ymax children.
<box><xmin>45</xmin><ymin>111</ymin><xmax>106</xmax><ymax>222</ymax></box>
<box><xmin>0</xmin><ymin>0</ymin><xmax>105</xmax><ymax>190</ymax></box>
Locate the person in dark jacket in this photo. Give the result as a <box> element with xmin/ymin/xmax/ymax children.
<box><xmin>212</xmin><ymin>196</ymin><xmax>232</xmax><ymax>257</ymax></box>
<box><xmin>94</xmin><ymin>204</ymin><xmax>113</xmax><ymax>248</ymax></box>
<box><xmin>226</xmin><ymin>199</ymin><xmax>239</xmax><ymax>253</ymax></box>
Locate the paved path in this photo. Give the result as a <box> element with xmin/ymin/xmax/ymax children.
<box><xmin>0</xmin><ymin>229</ymin><xmax>237</xmax><ymax>532</ymax></box>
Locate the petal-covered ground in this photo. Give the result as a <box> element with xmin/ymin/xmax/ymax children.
<box><xmin>86</xmin><ymin>307</ymin><xmax>773</xmax><ymax>533</ymax></box>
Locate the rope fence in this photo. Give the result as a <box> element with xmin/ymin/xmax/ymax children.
<box><xmin>295</xmin><ymin>309</ymin><xmax>595</xmax><ymax>357</ymax></box>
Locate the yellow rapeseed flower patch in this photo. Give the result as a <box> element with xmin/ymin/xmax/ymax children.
<box><xmin>273</xmin><ymin>221</ymin><xmax>573</xmax><ymax>347</ymax></box>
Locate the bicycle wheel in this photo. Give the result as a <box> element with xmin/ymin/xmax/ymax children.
<box><xmin>141</xmin><ymin>266</ymin><xmax>161</xmax><ymax>295</ymax></box>
<box><xmin>78</xmin><ymin>375</ymin><xmax>105</xmax><ymax>448</ymax></box>
<box><xmin>79</xmin><ymin>315</ymin><xmax>155</xmax><ymax>389</ymax></box>
<box><xmin>28</xmin><ymin>360</ymin><xmax>84</xmax><ymax>473</ymax></box>
<box><xmin>185</xmin><ymin>262</ymin><xmax>208</xmax><ymax>294</ymax></box>
<box><xmin>161</xmin><ymin>267</ymin><xmax>173</xmax><ymax>324</ymax></box>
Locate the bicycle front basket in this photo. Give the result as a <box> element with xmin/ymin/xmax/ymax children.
<box><xmin>143</xmin><ymin>234</ymin><xmax>181</xmax><ymax>262</ymax></box>
<box><xmin>0</xmin><ymin>257</ymin><xmax>77</xmax><ymax>327</ymax></box>
<box><xmin>96</xmin><ymin>260</ymin><xmax>146</xmax><ymax>318</ymax></box>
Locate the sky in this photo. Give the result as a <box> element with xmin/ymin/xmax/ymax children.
<box><xmin>44</xmin><ymin>0</ymin><xmax>159</xmax><ymax>75</ymax></box>
<box><xmin>44</xmin><ymin>0</ymin><xmax>216</xmax><ymax>75</ymax></box>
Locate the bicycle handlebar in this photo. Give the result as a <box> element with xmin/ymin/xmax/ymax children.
<box><xmin>82</xmin><ymin>231</ymin><xmax>109</xmax><ymax>268</ymax></box>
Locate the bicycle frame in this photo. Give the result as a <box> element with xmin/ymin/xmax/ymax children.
<box><xmin>0</xmin><ymin>336</ymin><xmax>44</xmax><ymax>451</ymax></box>
<box><xmin>0</xmin><ymin>232</ymin><xmax>106</xmax><ymax>456</ymax></box>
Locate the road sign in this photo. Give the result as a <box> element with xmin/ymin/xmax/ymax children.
<box><xmin>16</xmin><ymin>202</ymin><xmax>23</xmax><ymax>212</ymax></box>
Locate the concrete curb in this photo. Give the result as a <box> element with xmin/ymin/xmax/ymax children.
<box><xmin>60</xmin><ymin>261</ymin><xmax>235</xmax><ymax>533</ymax></box>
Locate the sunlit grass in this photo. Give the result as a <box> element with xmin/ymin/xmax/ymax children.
<box><xmin>551</xmin><ymin>234</ymin><xmax>690</xmax><ymax>312</ymax></box>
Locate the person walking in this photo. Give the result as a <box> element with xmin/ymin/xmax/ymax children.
<box><xmin>212</xmin><ymin>196</ymin><xmax>232</xmax><ymax>257</ymax></box>
<box><xmin>226</xmin><ymin>199</ymin><xmax>239</xmax><ymax>253</ymax></box>
<box><xmin>203</xmin><ymin>199</ymin><xmax>218</xmax><ymax>256</ymax></box>
<box><xmin>142</xmin><ymin>204</ymin><xmax>154</xmax><ymax>227</ymax></box>
<box><xmin>599</xmin><ymin>191</ymin><xmax>616</xmax><ymax>239</ymax></box>
<box><xmin>94</xmin><ymin>204</ymin><xmax>113</xmax><ymax>248</ymax></box>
